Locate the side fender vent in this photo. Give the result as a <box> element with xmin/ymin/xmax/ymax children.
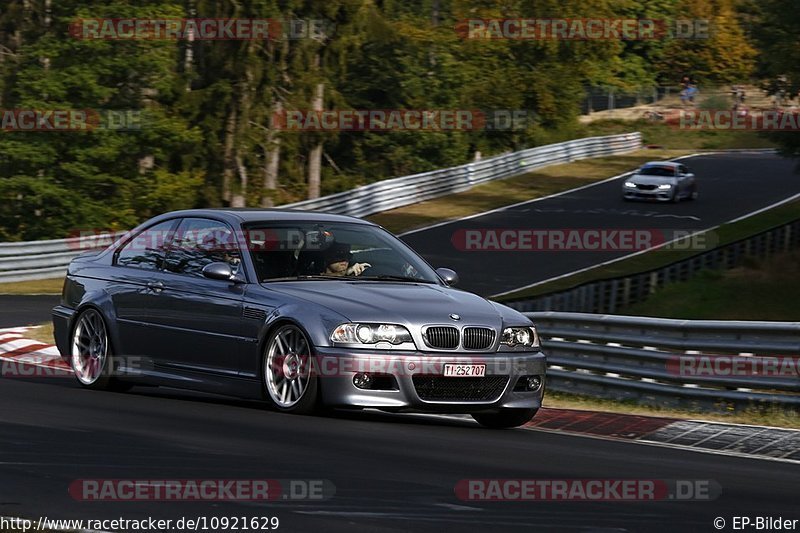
<box><xmin>243</xmin><ymin>307</ymin><xmax>267</xmax><ymax>321</ymax></box>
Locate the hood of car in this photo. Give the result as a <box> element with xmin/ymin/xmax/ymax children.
<box><xmin>266</xmin><ymin>281</ymin><xmax>520</xmax><ymax>327</ymax></box>
<box><xmin>629</xmin><ymin>174</ymin><xmax>676</xmax><ymax>185</ymax></box>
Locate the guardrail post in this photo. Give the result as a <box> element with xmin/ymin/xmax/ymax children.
<box><xmin>785</xmin><ymin>225</ymin><xmax>792</xmax><ymax>252</ymax></box>
<box><xmin>648</xmin><ymin>272</ymin><xmax>658</xmax><ymax>295</ymax></box>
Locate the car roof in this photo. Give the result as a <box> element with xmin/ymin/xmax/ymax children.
<box><xmin>158</xmin><ymin>208</ymin><xmax>376</xmax><ymax>226</ymax></box>
<box><xmin>641</xmin><ymin>161</ymin><xmax>681</xmax><ymax>168</ymax></box>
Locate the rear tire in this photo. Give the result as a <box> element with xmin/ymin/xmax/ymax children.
<box><xmin>262</xmin><ymin>324</ymin><xmax>319</xmax><ymax>415</ymax></box>
<box><xmin>69</xmin><ymin>308</ymin><xmax>122</xmax><ymax>391</ymax></box>
<box><xmin>472</xmin><ymin>408</ymin><xmax>538</xmax><ymax>429</ymax></box>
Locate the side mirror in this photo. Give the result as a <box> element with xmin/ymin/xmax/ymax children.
<box><xmin>436</xmin><ymin>267</ymin><xmax>459</xmax><ymax>286</ymax></box>
<box><xmin>202</xmin><ymin>262</ymin><xmax>242</xmax><ymax>283</ymax></box>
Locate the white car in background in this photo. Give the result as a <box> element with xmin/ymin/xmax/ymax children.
<box><xmin>623</xmin><ymin>161</ymin><xmax>698</xmax><ymax>202</ymax></box>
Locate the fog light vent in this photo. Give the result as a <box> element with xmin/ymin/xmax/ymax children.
<box><xmin>514</xmin><ymin>375</ymin><xmax>543</xmax><ymax>392</ymax></box>
<box><xmin>353</xmin><ymin>373</ymin><xmax>373</xmax><ymax>389</ymax></box>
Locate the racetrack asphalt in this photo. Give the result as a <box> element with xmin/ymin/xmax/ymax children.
<box><xmin>401</xmin><ymin>151</ymin><xmax>800</xmax><ymax>296</ymax></box>
<box><xmin>0</xmin><ymin>377</ymin><xmax>797</xmax><ymax>532</ymax></box>
<box><xmin>0</xmin><ymin>295</ymin><xmax>60</xmax><ymax>328</ymax></box>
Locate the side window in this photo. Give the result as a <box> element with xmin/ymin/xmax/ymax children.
<box><xmin>679</xmin><ymin>165</ymin><xmax>689</xmax><ymax>175</ymax></box>
<box><xmin>164</xmin><ymin>218</ymin><xmax>242</xmax><ymax>278</ymax></box>
<box><xmin>115</xmin><ymin>220</ymin><xmax>177</xmax><ymax>271</ymax></box>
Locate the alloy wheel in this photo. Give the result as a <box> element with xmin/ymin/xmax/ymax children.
<box><xmin>70</xmin><ymin>309</ymin><xmax>109</xmax><ymax>386</ymax></box>
<box><xmin>264</xmin><ymin>325</ymin><xmax>313</xmax><ymax>409</ymax></box>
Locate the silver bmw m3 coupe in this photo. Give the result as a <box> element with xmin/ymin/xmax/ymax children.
<box><xmin>623</xmin><ymin>161</ymin><xmax>698</xmax><ymax>202</ymax></box>
<box><xmin>52</xmin><ymin>209</ymin><xmax>546</xmax><ymax>428</ymax></box>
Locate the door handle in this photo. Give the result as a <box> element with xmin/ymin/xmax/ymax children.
<box><xmin>146</xmin><ymin>281</ymin><xmax>165</xmax><ymax>293</ymax></box>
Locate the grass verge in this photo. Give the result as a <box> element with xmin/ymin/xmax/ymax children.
<box><xmin>0</xmin><ymin>277</ymin><xmax>63</xmax><ymax>295</ymax></box>
<box><xmin>580</xmin><ymin>119</ymin><xmax>777</xmax><ymax>151</ymax></box>
<box><xmin>545</xmin><ymin>391</ymin><xmax>800</xmax><ymax>429</ymax></box>
<box><xmin>25</xmin><ymin>323</ymin><xmax>55</xmax><ymax>345</ymax></box>
<box><xmin>619</xmin><ymin>250</ymin><xmax>800</xmax><ymax>320</ymax></box>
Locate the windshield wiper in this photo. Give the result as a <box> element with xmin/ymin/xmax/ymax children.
<box><xmin>265</xmin><ymin>275</ymin><xmax>347</xmax><ymax>282</ymax></box>
<box><xmin>266</xmin><ymin>274</ymin><xmax>437</xmax><ymax>283</ymax></box>
<box><xmin>358</xmin><ymin>275</ymin><xmax>436</xmax><ymax>283</ymax></box>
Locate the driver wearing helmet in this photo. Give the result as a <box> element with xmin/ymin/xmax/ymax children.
<box><xmin>324</xmin><ymin>242</ymin><xmax>371</xmax><ymax>277</ymax></box>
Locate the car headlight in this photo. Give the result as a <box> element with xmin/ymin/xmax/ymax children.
<box><xmin>501</xmin><ymin>326</ymin><xmax>540</xmax><ymax>348</ymax></box>
<box><xmin>331</xmin><ymin>323</ymin><xmax>413</xmax><ymax>345</ymax></box>
<box><xmin>658</xmin><ymin>184</ymin><xmax>672</xmax><ymax>190</ymax></box>
<box><xmin>624</xmin><ymin>182</ymin><xmax>637</xmax><ymax>188</ymax></box>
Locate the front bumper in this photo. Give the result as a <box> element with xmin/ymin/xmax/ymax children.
<box><xmin>623</xmin><ymin>187</ymin><xmax>673</xmax><ymax>201</ymax></box>
<box><xmin>314</xmin><ymin>347</ymin><xmax>546</xmax><ymax>413</ymax></box>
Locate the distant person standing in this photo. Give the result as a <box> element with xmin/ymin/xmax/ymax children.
<box><xmin>731</xmin><ymin>85</ymin><xmax>745</xmax><ymax>112</ymax></box>
<box><xmin>679</xmin><ymin>75</ymin><xmax>694</xmax><ymax>106</ymax></box>
<box><xmin>736</xmin><ymin>85</ymin><xmax>745</xmax><ymax>104</ymax></box>
<box><xmin>775</xmin><ymin>75</ymin><xmax>789</xmax><ymax>107</ymax></box>
<box><xmin>681</xmin><ymin>83</ymin><xmax>698</xmax><ymax>106</ymax></box>
<box><xmin>686</xmin><ymin>83</ymin><xmax>698</xmax><ymax>104</ymax></box>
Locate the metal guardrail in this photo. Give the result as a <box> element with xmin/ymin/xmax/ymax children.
<box><xmin>0</xmin><ymin>133</ymin><xmax>641</xmax><ymax>283</ymax></box>
<box><xmin>0</xmin><ymin>232</ymin><xmax>127</xmax><ymax>283</ymax></box>
<box><xmin>528</xmin><ymin>312</ymin><xmax>800</xmax><ymax>411</ymax></box>
<box><xmin>282</xmin><ymin>132</ymin><xmax>642</xmax><ymax>216</ymax></box>
<box><xmin>508</xmin><ymin>218</ymin><xmax>800</xmax><ymax>314</ymax></box>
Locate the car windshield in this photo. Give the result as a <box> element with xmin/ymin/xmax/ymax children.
<box><xmin>638</xmin><ymin>165</ymin><xmax>676</xmax><ymax>177</ymax></box>
<box><xmin>242</xmin><ymin>221</ymin><xmax>440</xmax><ymax>283</ymax></box>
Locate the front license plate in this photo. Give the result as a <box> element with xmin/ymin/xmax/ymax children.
<box><xmin>443</xmin><ymin>364</ymin><xmax>486</xmax><ymax>377</ymax></box>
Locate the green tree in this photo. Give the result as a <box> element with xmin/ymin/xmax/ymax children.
<box><xmin>657</xmin><ymin>0</ymin><xmax>756</xmax><ymax>84</ymax></box>
<box><xmin>747</xmin><ymin>0</ymin><xmax>800</xmax><ymax>156</ymax></box>
<box><xmin>0</xmin><ymin>0</ymin><xmax>201</xmax><ymax>240</ymax></box>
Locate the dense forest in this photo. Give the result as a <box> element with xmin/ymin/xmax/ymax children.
<box><xmin>0</xmin><ymin>0</ymin><xmax>796</xmax><ymax>240</ymax></box>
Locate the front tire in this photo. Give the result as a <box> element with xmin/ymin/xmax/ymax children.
<box><xmin>472</xmin><ymin>408</ymin><xmax>538</xmax><ymax>429</ymax></box>
<box><xmin>262</xmin><ymin>324</ymin><xmax>319</xmax><ymax>415</ymax></box>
